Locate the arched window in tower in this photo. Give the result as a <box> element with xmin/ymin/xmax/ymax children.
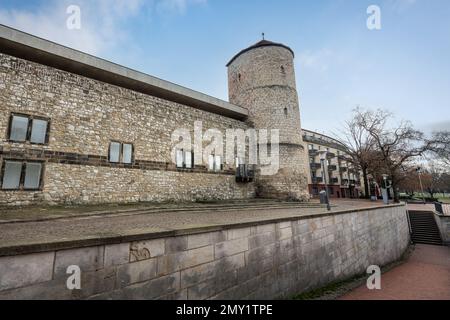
<box><xmin>280</xmin><ymin>65</ymin><xmax>286</xmax><ymax>75</ymax></box>
<box><xmin>238</xmin><ymin>73</ymin><xmax>242</xmax><ymax>82</ymax></box>
<box><xmin>284</xmin><ymin>107</ymin><xmax>288</xmax><ymax>117</ymax></box>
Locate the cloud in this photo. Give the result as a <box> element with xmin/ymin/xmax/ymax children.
<box><xmin>385</xmin><ymin>0</ymin><xmax>418</xmax><ymax>13</ymax></box>
<box><xmin>157</xmin><ymin>0</ymin><xmax>207</xmax><ymax>15</ymax></box>
<box><xmin>0</xmin><ymin>0</ymin><xmax>206</xmax><ymax>55</ymax></box>
<box><xmin>297</xmin><ymin>49</ymin><xmax>333</xmax><ymax>72</ymax></box>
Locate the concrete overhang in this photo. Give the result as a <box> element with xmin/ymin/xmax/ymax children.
<box><xmin>0</xmin><ymin>25</ymin><xmax>248</xmax><ymax>121</ymax></box>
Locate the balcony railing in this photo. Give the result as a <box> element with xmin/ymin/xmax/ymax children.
<box><xmin>330</xmin><ymin>177</ymin><xmax>339</xmax><ymax>184</ymax></box>
<box><xmin>312</xmin><ymin>177</ymin><xmax>323</xmax><ymax>184</ymax></box>
<box><xmin>308</xmin><ymin>149</ymin><xmax>318</xmax><ymax>155</ymax></box>
<box><xmin>328</xmin><ymin>165</ymin><xmax>337</xmax><ymax>171</ymax></box>
<box><xmin>310</xmin><ymin>163</ymin><xmax>322</xmax><ymax>170</ymax></box>
<box><xmin>339</xmin><ymin>167</ymin><xmax>347</xmax><ymax>172</ymax></box>
<box><xmin>326</xmin><ymin>152</ymin><xmax>336</xmax><ymax>159</ymax></box>
<box><xmin>342</xmin><ymin>179</ymin><xmax>349</xmax><ymax>185</ymax></box>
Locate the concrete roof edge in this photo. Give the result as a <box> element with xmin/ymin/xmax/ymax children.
<box><xmin>0</xmin><ymin>24</ymin><xmax>248</xmax><ymax>121</ymax></box>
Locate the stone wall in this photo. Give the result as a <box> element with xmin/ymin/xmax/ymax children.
<box><xmin>0</xmin><ymin>205</ymin><xmax>410</xmax><ymax>300</ymax></box>
<box><xmin>227</xmin><ymin>44</ymin><xmax>309</xmax><ymax>200</ymax></box>
<box><xmin>0</xmin><ymin>53</ymin><xmax>255</xmax><ymax>205</ymax></box>
<box><xmin>434</xmin><ymin>214</ymin><xmax>450</xmax><ymax>245</ymax></box>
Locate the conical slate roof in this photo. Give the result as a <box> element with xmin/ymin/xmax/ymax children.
<box><xmin>226</xmin><ymin>40</ymin><xmax>295</xmax><ymax>67</ymax></box>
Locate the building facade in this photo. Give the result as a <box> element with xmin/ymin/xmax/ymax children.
<box><xmin>0</xmin><ymin>26</ymin><xmax>310</xmax><ymax>206</ymax></box>
<box><xmin>303</xmin><ymin>129</ymin><xmax>362</xmax><ymax>199</ymax></box>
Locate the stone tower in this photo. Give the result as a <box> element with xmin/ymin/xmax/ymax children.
<box><xmin>227</xmin><ymin>40</ymin><xmax>309</xmax><ymax>200</ymax></box>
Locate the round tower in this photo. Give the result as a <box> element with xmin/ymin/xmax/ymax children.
<box><xmin>227</xmin><ymin>40</ymin><xmax>309</xmax><ymax>200</ymax></box>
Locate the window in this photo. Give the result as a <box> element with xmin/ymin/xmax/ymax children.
<box><xmin>308</xmin><ymin>144</ymin><xmax>314</xmax><ymax>150</ymax></box>
<box><xmin>109</xmin><ymin>142</ymin><xmax>133</xmax><ymax>164</ymax></box>
<box><xmin>176</xmin><ymin>150</ymin><xmax>193</xmax><ymax>169</ymax></box>
<box><xmin>208</xmin><ymin>154</ymin><xmax>222</xmax><ymax>172</ymax></box>
<box><xmin>9</xmin><ymin>114</ymin><xmax>49</xmax><ymax>144</ymax></box>
<box><xmin>1</xmin><ymin>161</ymin><xmax>43</xmax><ymax>191</ymax></box>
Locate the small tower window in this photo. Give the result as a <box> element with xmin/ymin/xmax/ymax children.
<box><xmin>284</xmin><ymin>107</ymin><xmax>288</xmax><ymax>117</ymax></box>
<box><xmin>238</xmin><ymin>73</ymin><xmax>242</xmax><ymax>82</ymax></box>
<box><xmin>280</xmin><ymin>66</ymin><xmax>286</xmax><ymax>75</ymax></box>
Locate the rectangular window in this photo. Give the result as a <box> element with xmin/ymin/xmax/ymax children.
<box><xmin>214</xmin><ymin>156</ymin><xmax>222</xmax><ymax>172</ymax></box>
<box><xmin>308</xmin><ymin>144</ymin><xmax>314</xmax><ymax>150</ymax></box>
<box><xmin>109</xmin><ymin>142</ymin><xmax>121</xmax><ymax>163</ymax></box>
<box><xmin>10</xmin><ymin>115</ymin><xmax>29</xmax><ymax>142</ymax></box>
<box><xmin>1</xmin><ymin>161</ymin><xmax>44</xmax><ymax>191</ymax></box>
<box><xmin>176</xmin><ymin>150</ymin><xmax>194</xmax><ymax>169</ymax></box>
<box><xmin>24</xmin><ymin>163</ymin><xmax>42</xmax><ymax>189</ymax></box>
<box><xmin>2</xmin><ymin>161</ymin><xmax>22</xmax><ymax>190</ymax></box>
<box><xmin>176</xmin><ymin>150</ymin><xmax>184</xmax><ymax>168</ymax></box>
<box><xmin>185</xmin><ymin>151</ymin><xmax>193</xmax><ymax>169</ymax></box>
<box><xmin>208</xmin><ymin>155</ymin><xmax>215</xmax><ymax>171</ymax></box>
<box><xmin>30</xmin><ymin>119</ymin><xmax>48</xmax><ymax>144</ymax></box>
<box><xmin>122</xmin><ymin>144</ymin><xmax>133</xmax><ymax>164</ymax></box>
<box><xmin>9</xmin><ymin>114</ymin><xmax>49</xmax><ymax>144</ymax></box>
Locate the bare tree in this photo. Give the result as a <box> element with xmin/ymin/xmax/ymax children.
<box><xmin>335</xmin><ymin>107</ymin><xmax>378</xmax><ymax>198</ymax></box>
<box><xmin>357</xmin><ymin>109</ymin><xmax>442</xmax><ymax>203</ymax></box>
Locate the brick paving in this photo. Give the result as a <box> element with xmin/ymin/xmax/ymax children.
<box><xmin>339</xmin><ymin>244</ymin><xmax>450</xmax><ymax>300</ymax></box>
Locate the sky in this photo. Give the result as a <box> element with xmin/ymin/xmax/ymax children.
<box><xmin>1</xmin><ymin>0</ymin><xmax>449</xmax><ymax>137</ymax></box>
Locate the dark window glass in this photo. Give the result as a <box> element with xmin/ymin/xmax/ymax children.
<box><xmin>123</xmin><ymin>144</ymin><xmax>133</xmax><ymax>164</ymax></box>
<box><xmin>2</xmin><ymin>161</ymin><xmax>22</xmax><ymax>190</ymax></box>
<box><xmin>109</xmin><ymin>142</ymin><xmax>121</xmax><ymax>163</ymax></box>
<box><xmin>30</xmin><ymin>119</ymin><xmax>48</xmax><ymax>144</ymax></box>
<box><xmin>10</xmin><ymin>116</ymin><xmax>29</xmax><ymax>141</ymax></box>
<box><xmin>24</xmin><ymin>163</ymin><xmax>42</xmax><ymax>189</ymax></box>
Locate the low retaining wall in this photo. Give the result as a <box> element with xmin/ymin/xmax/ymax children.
<box><xmin>435</xmin><ymin>214</ymin><xmax>450</xmax><ymax>245</ymax></box>
<box><xmin>0</xmin><ymin>205</ymin><xmax>410</xmax><ymax>300</ymax></box>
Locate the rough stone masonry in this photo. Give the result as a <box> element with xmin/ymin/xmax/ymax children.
<box><xmin>0</xmin><ymin>26</ymin><xmax>311</xmax><ymax>206</ymax></box>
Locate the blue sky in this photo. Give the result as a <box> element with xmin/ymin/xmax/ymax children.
<box><xmin>1</xmin><ymin>0</ymin><xmax>449</xmax><ymax>136</ymax></box>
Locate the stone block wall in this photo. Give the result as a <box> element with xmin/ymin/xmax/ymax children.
<box><xmin>0</xmin><ymin>53</ymin><xmax>256</xmax><ymax>205</ymax></box>
<box><xmin>0</xmin><ymin>205</ymin><xmax>410</xmax><ymax>300</ymax></box>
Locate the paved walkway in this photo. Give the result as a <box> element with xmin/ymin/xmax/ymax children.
<box><xmin>340</xmin><ymin>244</ymin><xmax>450</xmax><ymax>300</ymax></box>
<box><xmin>0</xmin><ymin>199</ymin><xmax>397</xmax><ymax>256</ymax></box>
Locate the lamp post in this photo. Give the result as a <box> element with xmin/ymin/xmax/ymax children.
<box><xmin>319</xmin><ymin>151</ymin><xmax>331</xmax><ymax>211</ymax></box>
<box><xmin>382</xmin><ymin>174</ymin><xmax>389</xmax><ymax>205</ymax></box>
<box><xmin>416</xmin><ymin>167</ymin><xmax>426</xmax><ymax>204</ymax></box>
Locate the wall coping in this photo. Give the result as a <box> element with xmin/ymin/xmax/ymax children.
<box><xmin>0</xmin><ymin>203</ymin><xmax>405</xmax><ymax>257</ymax></box>
<box><xmin>0</xmin><ymin>24</ymin><xmax>248</xmax><ymax>121</ymax></box>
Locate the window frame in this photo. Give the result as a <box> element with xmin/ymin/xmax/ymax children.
<box><xmin>108</xmin><ymin>141</ymin><xmax>134</xmax><ymax>165</ymax></box>
<box><xmin>0</xmin><ymin>160</ymin><xmax>45</xmax><ymax>192</ymax></box>
<box><xmin>176</xmin><ymin>149</ymin><xmax>194</xmax><ymax>170</ymax></box>
<box><xmin>7</xmin><ymin>113</ymin><xmax>50</xmax><ymax>145</ymax></box>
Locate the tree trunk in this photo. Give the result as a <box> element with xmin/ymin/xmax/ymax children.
<box><xmin>362</xmin><ymin>167</ymin><xmax>370</xmax><ymax>199</ymax></box>
<box><xmin>392</xmin><ymin>180</ymin><xmax>400</xmax><ymax>203</ymax></box>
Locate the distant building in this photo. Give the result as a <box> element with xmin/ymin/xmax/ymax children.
<box><xmin>303</xmin><ymin>129</ymin><xmax>363</xmax><ymax>199</ymax></box>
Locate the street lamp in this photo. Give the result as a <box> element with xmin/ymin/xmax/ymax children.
<box><xmin>319</xmin><ymin>151</ymin><xmax>331</xmax><ymax>211</ymax></box>
<box><xmin>382</xmin><ymin>174</ymin><xmax>389</xmax><ymax>205</ymax></box>
<box><xmin>416</xmin><ymin>167</ymin><xmax>426</xmax><ymax>204</ymax></box>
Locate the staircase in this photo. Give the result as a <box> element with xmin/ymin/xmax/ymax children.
<box><xmin>408</xmin><ymin>211</ymin><xmax>443</xmax><ymax>246</ymax></box>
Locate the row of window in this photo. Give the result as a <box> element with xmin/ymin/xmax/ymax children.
<box><xmin>1</xmin><ymin>161</ymin><xmax>43</xmax><ymax>190</ymax></box>
<box><xmin>9</xmin><ymin>114</ymin><xmax>50</xmax><ymax>144</ymax></box>
<box><xmin>175</xmin><ymin>150</ymin><xmax>225</xmax><ymax>172</ymax></box>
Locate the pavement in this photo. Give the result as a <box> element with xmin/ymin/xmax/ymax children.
<box><xmin>339</xmin><ymin>244</ymin><xmax>450</xmax><ymax>300</ymax></box>
<box><xmin>0</xmin><ymin>199</ymin><xmax>400</xmax><ymax>256</ymax></box>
